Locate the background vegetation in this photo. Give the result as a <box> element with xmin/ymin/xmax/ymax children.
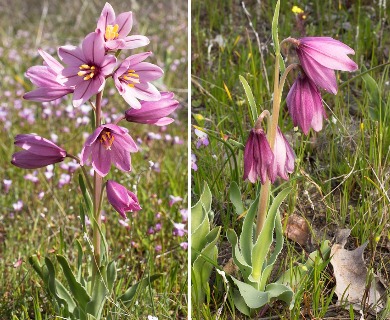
<box><xmin>0</xmin><ymin>0</ymin><xmax>188</xmax><ymax>318</ymax></box>
<box><xmin>192</xmin><ymin>0</ymin><xmax>389</xmax><ymax>318</ymax></box>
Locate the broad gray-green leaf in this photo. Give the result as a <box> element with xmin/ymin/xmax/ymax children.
<box><xmin>229</xmin><ymin>182</ymin><xmax>245</xmax><ymax>215</ymax></box>
<box><xmin>191</xmin><ymin>208</ymin><xmax>210</xmax><ymax>263</ymax></box>
<box><xmin>86</xmin><ymin>266</ymin><xmax>108</xmax><ymax>318</ymax></box>
<box><xmin>232</xmin><ymin>289</ymin><xmax>251</xmax><ymax>317</ymax></box>
<box><xmin>239</xmin><ymin>195</ymin><xmax>259</xmax><ymax>266</ymax></box>
<box><xmin>226</xmin><ymin>229</ymin><xmax>252</xmax><ymax>279</ymax></box>
<box><xmin>251</xmin><ymin>188</ymin><xmax>291</xmax><ymax>286</ymax></box>
<box><xmin>266</xmin><ymin>283</ymin><xmax>294</xmax><ymax>307</ymax></box>
<box><xmin>231</xmin><ymin>277</ymin><xmax>269</xmax><ymax>309</ymax></box>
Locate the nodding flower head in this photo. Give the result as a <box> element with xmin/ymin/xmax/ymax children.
<box><xmin>106</xmin><ymin>180</ymin><xmax>141</xmax><ymax>218</ymax></box>
<box><xmin>293</xmin><ymin>37</ymin><xmax>358</xmax><ymax>94</ymax></box>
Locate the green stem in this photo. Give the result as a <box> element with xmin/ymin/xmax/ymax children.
<box><xmin>255</xmin><ymin>59</ymin><xmax>298</xmax><ymax>237</ymax></box>
<box><xmin>92</xmin><ymin>90</ymin><xmax>104</xmax><ymax>285</ymax></box>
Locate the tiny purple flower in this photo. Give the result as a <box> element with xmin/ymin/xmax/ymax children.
<box><xmin>155</xmin><ymin>245</ymin><xmax>162</xmax><ymax>253</ymax></box>
<box><xmin>81</xmin><ymin>124</ymin><xmax>138</xmax><ymax>177</ymax></box>
<box><xmin>58</xmin><ymin>31</ymin><xmax>117</xmax><ymax>107</ymax></box>
<box><xmin>13</xmin><ymin>200</ymin><xmax>23</xmax><ymax>212</ymax></box>
<box><xmin>180</xmin><ymin>242</ymin><xmax>188</xmax><ymax>250</ymax></box>
<box><xmin>286</xmin><ymin>74</ymin><xmax>327</xmax><ymax>134</ymax></box>
<box><xmin>195</xmin><ymin>129</ymin><xmax>209</xmax><ymax>148</ymax></box>
<box><xmin>191</xmin><ymin>153</ymin><xmax>198</xmax><ymax>171</ymax></box>
<box><xmin>243</xmin><ymin>128</ymin><xmax>274</xmax><ymax>184</ymax></box>
<box><xmin>106</xmin><ymin>180</ymin><xmax>141</xmax><ymax>218</ymax></box>
<box><xmin>173</xmin><ymin>222</ymin><xmax>187</xmax><ymax>237</ymax></box>
<box><xmin>124</xmin><ymin>92</ymin><xmax>179</xmax><ymax>126</ymax></box>
<box><xmin>294</xmin><ymin>37</ymin><xmax>358</xmax><ymax>94</ymax></box>
<box><xmin>96</xmin><ymin>2</ymin><xmax>150</xmax><ymax>51</ymax></box>
<box><xmin>11</xmin><ymin>134</ymin><xmax>67</xmax><ymax>169</ymax></box>
<box><xmin>113</xmin><ymin>52</ymin><xmax>163</xmax><ymax>109</ymax></box>
<box><xmin>169</xmin><ymin>195</ymin><xmax>183</xmax><ymax>207</ymax></box>
<box><xmin>3</xmin><ymin>179</ymin><xmax>12</xmax><ymax>193</ymax></box>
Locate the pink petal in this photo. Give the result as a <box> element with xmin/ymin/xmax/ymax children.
<box><xmin>114</xmin><ymin>12</ymin><xmax>133</xmax><ymax>38</ymax></box>
<box><xmin>125</xmin><ymin>52</ymin><xmax>152</xmax><ymax>66</ymax></box>
<box><xmin>97</xmin><ymin>2</ymin><xmax>115</xmax><ymax>32</ymax></box>
<box><xmin>135</xmin><ymin>62</ymin><xmax>164</xmax><ymax>82</ymax></box>
<box><xmin>122</xmin><ymin>35</ymin><xmax>150</xmax><ymax>49</ymax></box>
<box><xmin>91</xmin><ymin>143</ymin><xmax>111</xmax><ymax>177</ymax></box>
<box><xmin>38</xmin><ymin>49</ymin><xmax>63</xmax><ymax>74</ymax></box>
<box><xmin>23</xmin><ymin>87</ymin><xmax>72</xmax><ymax>102</ymax></box>
<box><xmin>58</xmin><ymin>45</ymin><xmax>85</xmax><ymax>66</ymax></box>
<box><xmin>121</xmin><ymin>87</ymin><xmax>142</xmax><ymax>109</ymax></box>
<box><xmin>132</xmin><ymin>83</ymin><xmax>161</xmax><ymax>101</ymax></box>
<box><xmin>72</xmin><ymin>76</ymin><xmax>105</xmax><ymax>108</ymax></box>
<box><xmin>110</xmin><ymin>142</ymin><xmax>131</xmax><ymax>172</ymax></box>
<box><xmin>82</xmin><ymin>32</ymin><xmax>105</xmax><ymax>65</ymax></box>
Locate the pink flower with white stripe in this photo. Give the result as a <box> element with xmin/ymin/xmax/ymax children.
<box><xmin>96</xmin><ymin>2</ymin><xmax>149</xmax><ymax>51</ymax></box>
<box><xmin>58</xmin><ymin>31</ymin><xmax>116</xmax><ymax>107</ymax></box>
<box><xmin>113</xmin><ymin>52</ymin><xmax>163</xmax><ymax>109</ymax></box>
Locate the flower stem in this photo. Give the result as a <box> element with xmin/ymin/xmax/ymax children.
<box><xmin>92</xmin><ymin>90</ymin><xmax>104</xmax><ymax>285</ymax></box>
<box><xmin>255</xmin><ymin>58</ymin><xmax>298</xmax><ymax>237</ymax></box>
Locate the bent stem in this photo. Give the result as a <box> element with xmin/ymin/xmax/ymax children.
<box><xmin>255</xmin><ymin>57</ymin><xmax>298</xmax><ymax>237</ymax></box>
<box><xmin>92</xmin><ymin>90</ymin><xmax>104</xmax><ymax>286</ymax></box>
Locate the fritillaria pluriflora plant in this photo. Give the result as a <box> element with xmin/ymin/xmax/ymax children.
<box><xmin>11</xmin><ymin>3</ymin><xmax>179</xmax><ymax>319</ymax></box>
<box><xmin>221</xmin><ymin>1</ymin><xmax>358</xmax><ymax>315</ymax></box>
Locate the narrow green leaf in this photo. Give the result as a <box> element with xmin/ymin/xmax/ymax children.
<box><xmin>239</xmin><ymin>75</ymin><xmax>258</xmax><ymax>124</ymax></box>
<box><xmin>231</xmin><ymin>277</ymin><xmax>269</xmax><ymax>309</ymax></box>
<box><xmin>239</xmin><ymin>196</ymin><xmax>259</xmax><ymax>266</ymax></box>
<box><xmin>56</xmin><ymin>255</ymin><xmax>91</xmax><ymax>308</ymax></box>
<box><xmin>229</xmin><ymin>182</ymin><xmax>245</xmax><ymax>215</ymax></box>
<box><xmin>79</xmin><ymin>174</ymin><xmax>93</xmax><ymax>217</ymax></box>
<box><xmin>251</xmin><ymin>188</ymin><xmax>291</xmax><ymax>286</ymax></box>
<box><xmin>75</xmin><ymin>240</ymin><xmax>84</xmax><ymax>284</ymax></box>
<box><xmin>79</xmin><ymin>202</ymin><xmax>86</xmax><ymax>232</ymax></box>
<box><xmin>86</xmin><ymin>266</ymin><xmax>108</xmax><ymax>318</ymax></box>
<box><xmin>28</xmin><ymin>255</ymin><xmax>46</xmax><ymax>281</ymax></box>
<box><xmin>118</xmin><ymin>274</ymin><xmax>162</xmax><ymax>305</ymax></box>
<box><xmin>200</xmin><ymin>181</ymin><xmax>212</xmax><ymax>213</ymax></box>
<box><xmin>271</xmin><ymin>0</ymin><xmax>285</xmax><ymax>72</ymax></box>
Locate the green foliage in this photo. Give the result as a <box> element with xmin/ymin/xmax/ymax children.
<box><xmin>227</xmin><ymin>186</ymin><xmax>293</xmax><ymax>315</ymax></box>
<box><xmin>191</xmin><ymin>182</ymin><xmax>221</xmax><ymax>307</ymax></box>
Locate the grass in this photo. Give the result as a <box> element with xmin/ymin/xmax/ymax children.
<box><xmin>192</xmin><ymin>0</ymin><xmax>389</xmax><ymax>319</ymax></box>
<box><xmin>0</xmin><ymin>0</ymin><xmax>187</xmax><ymax>319</ymax></box>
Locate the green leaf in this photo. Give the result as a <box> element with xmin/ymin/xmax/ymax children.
<box><xmin>79</xmin><ymin>174</ymin><xmax>93</xmax><ymax>217</ymax></box>
<box><xmin>192</xmin><ymin>226</ymin><xmax>221</xmax><ymax>304</ymax></box>
<box><xmin>239</xmin><ymin>196</ymin><xmax>259</xmax><ymax>266</ymax></box>
<box><xmin>200</xmin><ymin>181</ymin><xmax>212</xmax><ymax>213</ymax></box>
<box><xmin>229</xmin><ymin>182</ymin><xmax>244</xmax><ymax>215</ymax></box>
<box><xmin>232</xmin><ymin>289</ymin><xmax>251</xmax><ymax>317</ymax></box>
<box><xmin>231</xmin><ymin>277</ymin><xmax>269</xmax><ymax>309</ymax></box>
<box><xmin>118</xmin><ymin>274</ymin><xmax>162</xmax><ymax>306</ymax></box>
<box><xmin>75</xmin><ymin>240</ymin><xmax>84</xmax><ymax>285</ymax></box>
<box><xmin>271</xmin><ymin>0</ymin><xmax>285</xmax><ymax>72</ymax></box>
<box><xmin>191</xmin><ymin>208</ymin><xmax>210</xmax><ymax>263</ymax></box>
<box><xmin>45</xmin><ymin>257</ymin><xmax>76</xmax><ymax>314</ymax></box>
<box><xmin>56</xmin><ymin>255</ymin><xmax>91</xmax><ymax>309</ymax></box>
<box><xmin>266</xmin><ymin>283</ymin><xmax>294</xmax><ymax>307</ymax></box>
<box><xmin>28</xmin><ymin>255</ymin><xmax>47</xmax><ymax>281</ymax></box>
<box><xmin>226</xmin><ymin>229</ymin><xmax>252</xmax><ymax>279</ymax></box>
<box><xmin>239</xmin><ymin>75</ymin><xmax>258</xmax><ymax>124</ymax></box>
<box><xmin>251</xmin><ymin>188</ymin><xmax>291</xmax><ymax>287</ymax></box>
<box><xmin>86</xmin><ymin>266</ymin><xmax>108</xmax><ymax>318</ymax></box>
<box><xmin>107</xmin><ymin>261</ymin><xmax>117</xmax><ymax>293</ymax></box>
<box><xmin>361</xmin><ymin>65</ymin><xmax>384</xmax><ymax>121</ymax></box>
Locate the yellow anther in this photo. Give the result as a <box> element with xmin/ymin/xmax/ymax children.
<box><xmin>292</xmin><ymin>5</ymin><xmax>304</xmax><ymax>14</ymax></box>
<box><xmin>105</xmin><ymin>24</ymin><xmax>120</xmax><ymax>40</ymax></box>
<box><xmin>91</xmin><ymin>66</ymin><xmax>96</xmax><ymax>70</ymax></box>
<box><xmin>78</xmin><ymin>71</ymin><xmax>87</xmax><ymax>76</ymax></box>
<box><xmin>128</xmin><ymin>83</ymin><xmax>135</xmax><ymax>88</ymax></box>
<box><xmin>80</xmin><ymin>64</ymin><xmax>91</xmax><ymax>69</ymax></box>
<box><xmin>128</xmin><ymin>73</ymin><xmax>139</xmax><ymax>78</ymax></box>
<box><xmin>99</xmin><ymin>131</ymin><xmax>115</xmax><ymax>150</ymax></box>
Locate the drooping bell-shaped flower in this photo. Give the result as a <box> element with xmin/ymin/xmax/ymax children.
<box><xmin>243</xmin><ymin>128</ymin><xmax>274</xmax><ymax>184</ymax></box>
<box><xmin>58</xmin><ymin>31</ymin><xmax>117</xmax><ymax>107</ymax></box>
<box><xmin>106</xmin><ymin>180</ymin><xmax>141</xmax><ymax>218</ymax></box>
<box><xmin>96</xmin><ymin>2</ymin><xmax>149</xmax><ymax>51</ymax></box>
<box><xmin>81</xmin><ymin>124</ymin><xmax>138</xmax><ymax>177</ymax></box>
<box><xmin>286</xmin><ymin>73</ymin><xmax>326</xmax><ymax>134</ymax></box>
<box><xmin>11</xmin><ymin>134</ymin><xmax>67</xmax><ymax>169</ymax></box>
<box><xmin>124</xmin><ymin>92</ymin><xmax>179</xmax><ymax>126</ymax></box>
<box><xmin>23</xmin><ymin>49</ymin><xmax>74</xmax><ymax>102</ymax></box>
<box><xmin>113</xmin><ymin>52</ymin><xmax>163</xmax><ymax>109</ymax></box>
<box><xmin>294</xmin><ymin>37</ymin><xmax>358</xmax><ymax>94</ymax></box>
<box><xmin>269</xmin><ymin>128</ymin><xmax>295</xmax><ymax>183</ymax></box>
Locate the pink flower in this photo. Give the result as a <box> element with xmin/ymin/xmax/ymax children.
<box><xmin>11</xmin><ymin>134</ymin><xmax>66</xmax><ymax>169</ymax></box>
<box><xmin>125</xmin><ymin>92</ymin><xmax>179</xmax><ymax>126</ymax></box>
<box><xmin>173</xmin><ymin>222</ymin><xmax>187</xmax><ymax>237</ymax></box>
<box><xmin>195</xmin><ymin>129</ymin><xmax>209</xmax><ymax>148</ymax></box>
<box><xmin>286</xmin><ymin>74</ymin><xmax>326</xmax><ymax>134</ymax></box>
<box><xmin>81</xmin><ymin>124</ymin><xmax>138</xmax><ymax>177</ymax></box>
<box><xmin>294</xmin><ymin>37</ymin><xmax>358</xmax><ymax>94</ymax></box>
<box><xmin>243</xmin><ymin>128</ymin><xmax>274</xmax><ymax>184</ymax></box>
<box><xmin>58</xmin><ymin>31</ymin><xmax>116</xmax><ymax>107</ymax></box>
<box><xmin>96</xmin><ymin>2</ymin><xmax>149</xmax><ymax>51</ymax></box>
<box><xmin>24</xmin><ymin>49</ymin><xmax>74</xmax><ymax>102</ymax></box>
<box><xmin>106</xmin><ymin>180</ymin><xmax>141</xmax><ymax>218</ymax></box>
<box><xmin>169</xmin><ymin>195</ymin><xmax>183</xmax><ymax>207</ymax></box>
<box><xmin>113</xmin><ymin>52</ymin><xmax>163</xmax><ymax>109</ymax></box>
<box><xmin>269</xmin><ymin>128</ymin><xmax>295</xmax><ymax>183</ymax></box>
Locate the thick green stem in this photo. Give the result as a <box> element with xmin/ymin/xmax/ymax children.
<box><xmin>92</xmin><ymin>90</ymin><xmax>103</xmax><ymax>283</ymax></box>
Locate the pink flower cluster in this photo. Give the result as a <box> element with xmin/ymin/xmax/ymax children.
<box><xmin>244</xmin><ymin>37</ymin><xmax>357</xmax><ymax>184</ymax></box>
<box><xmin>12</xmin><ymin>2</ymin><xmax>179</xmax><ymax>219</ymax></box>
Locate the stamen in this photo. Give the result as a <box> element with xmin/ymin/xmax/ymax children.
<box><xmin>79</xmin><ymin>64</ymin><xmax>91</xmax><ymax>70</ymax></box>
<box><xmin>121</xmin><ymin>69</ymin><xmax>140</xmax><ymax>86</ymax></box>
<box><xmin>78</xmin><ymin>64</ymin><xmax>96</xmax><ymax>80</ymax></box>
<box><xmin>99</xmin><ymin>131</ymin><xmax>115</xmax><ymax>150</ymax></box>
<box><xmin>105</xmin><ymin>24</ymin><xmax>120</xmax><ymax>41</ymax></box>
